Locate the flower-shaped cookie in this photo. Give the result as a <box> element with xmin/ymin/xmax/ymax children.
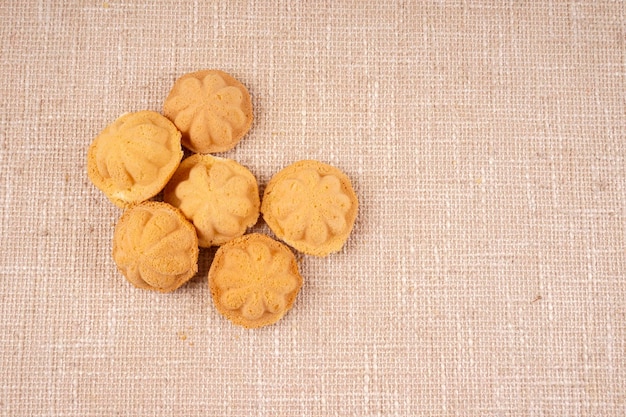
<box><xmin>112</xmin><ymin>202</ymin><xmax>199</xmax><ymax>293</ymax></box>
<box><xmin>87</xmin><ymin>111</ymin><xmax>183</xmax><ymax>208</ymax></box>
<box><xmin>163</xmin><ymin>154</ymin><xmax>260</xmax><ymax>247</ymax></box>
<box><xmin>261</xmin><ymin>160</ymin><xmax>358</xmax><ymax>256</ymax></box>
<box><xmin>163</xmin><ymin>70</ymin><xmax>253</xmax><ymax>154</ymax></box>
<box><xmin>209</xmin><ymin>234</ymin><xmax>302</xmax><ymax>328</ymax></box>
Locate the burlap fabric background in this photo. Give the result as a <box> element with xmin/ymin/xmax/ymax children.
<box><xmin>1</xmin><ymin>1</ymin><xmax>624</xmax><ymax>415</ymax></box>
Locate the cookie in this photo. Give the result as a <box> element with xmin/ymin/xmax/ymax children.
<box><xmin>112</xmin><ymin>201</ymin><xmax>199</xmax><ymax>293</ymax></box>
<box><xmin>208</xmin><ymin>233</ymin><xmax>303</xmax><ymax>328</ymax></box>
<box><xmin>261</xmin><ymin>160</ymin><xmax>358</xmax><ymax>256</ymax></box>
<box><xmin>87</xmin><ymin>111</ymin><xmax>183</xmax><ymax>208</ymax></box>
<box><xmin>163</xmin><ymin>70</ymin><xmax>253</xmax><ymax>154</ymax></box>
<box><xmin>163</xmin><ymin>154</ymin><xmax>260</xmax><ymax>247</ymax></box>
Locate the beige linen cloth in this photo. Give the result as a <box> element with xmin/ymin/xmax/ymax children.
<box><xmin>1</xmin><ymin>1</ymin><xmax>624</xmax><ymax>415</ymax></box>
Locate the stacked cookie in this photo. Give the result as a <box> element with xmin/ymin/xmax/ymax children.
<box><xmin>87</xmin><ymin>70</ymin><xmax>358</xmax><ymax>328</ymax></box>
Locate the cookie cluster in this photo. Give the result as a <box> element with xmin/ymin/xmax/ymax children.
<box><xmin>87</xmin><ymin>69</ymin><xmax>358</xmax><ymax>328</ymax></box>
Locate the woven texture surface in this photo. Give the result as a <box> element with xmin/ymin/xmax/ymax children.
<box><xmin>1</xmin><ymin>1</ymin><xmax>625</xmax><ymax>415</ymax></box>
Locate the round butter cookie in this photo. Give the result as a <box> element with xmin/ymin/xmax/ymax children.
<box><xmin>261</xmin><ymin>160</ymin><xmax>358</xmax><ymax>257</ymax></box>
<box><xmin>163</xmin><ymin>154</ymin><xmax>260</xmax><ymax>247</ymax></box>
<box><xmin>112</xmin><ymin>202</ymin><xmax>199</xmax><ymax>293</ymax></box>
<box><xmin>209</xmin><ymin>234</ymin><xmax>302</xmax><ymax>328</ymax></box>
<box><xmin>163</xmin><ymin>70</ymin><xmax>253</xmax><ymax>154</ymax></box>
<box><xmin>87</xmin><ymin>111</ymin><xmax>183</xmax><ymax>208</ymax></box>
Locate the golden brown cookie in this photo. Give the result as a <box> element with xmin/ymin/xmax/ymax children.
<box><xmin>163</xmin><ymin>70</ymin><xmax>253</xmax><ymax>154</ymax></box>
<box><xmin>261</xmin><ymin>160</ymin><xmax>358</xmax><ymax>257</ymax></box>
<box><xmin>112</xmin><ymin>201</ymin><xmax>199</xmax><ymax>293</ymax></box>
<box><xmin>163</xmin><ymin>154</ymin><xmax>260</xmax><ymax>247</ymax></box>
<box><xmin>87</xmin><ymin>111</ymin><xmax>183</xmax><ymax>208</ymax></box>
<box><xmin>209</xmin><ymin>234</ymin><xmax>303</xmax><ymax>328</ymax></box>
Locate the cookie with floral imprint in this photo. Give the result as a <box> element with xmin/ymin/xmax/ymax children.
<box><xmin>261</xmin><ymin>160</ymin><xmax>358</xmax><ymax>257</ymax></box>
<box><xmin>87</xmin><ymin>111</ymin><xmax>183</xmax><ymax>208</ymax></box>
<box><xmin>163</xmin><ymin>154</ymin><xmax>260</xmax><ymax>247</ymax></box>
<box><xmin>209</xmin><ymin>233</ymin><xmax>303</xmax><ymax>328</ymax></box>
<box><xmin>112</xmin><ymin>201</ymin><xmax>199</xmax><ymax>293</ymax></box>
<box><xmin>163</xmin><ymin>69</ymin><xmax>253</xmax><ymax>154</ymax></box>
